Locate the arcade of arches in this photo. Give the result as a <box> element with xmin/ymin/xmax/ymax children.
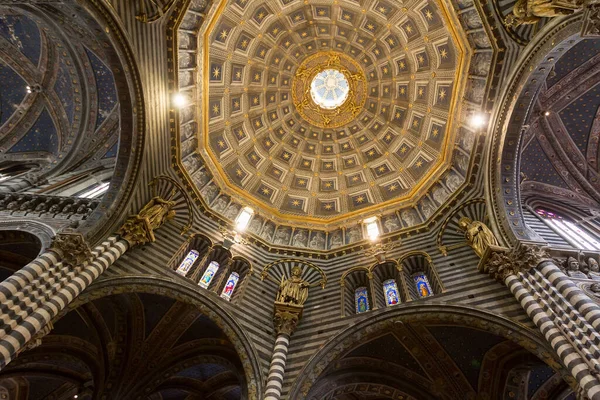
<box><xmin>2</xmin><ymin>0</ymin><xmax>600</xmax><ymax>399</ymax></box>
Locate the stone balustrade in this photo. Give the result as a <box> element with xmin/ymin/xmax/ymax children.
<box><xmin>0</xmin><ymin>193</ymin><xmax>98</xmax><ymax>220</ymax></box>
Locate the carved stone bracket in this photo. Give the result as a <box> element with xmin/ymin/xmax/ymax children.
<box><xmin>49</xmin><ymin>232</ymin><xmax>92</xmax><ymax>268</ymax></box>
<box><xmin>479</xmin><ymin>244</ymin><xmax>551</xmax><ymax>283</ymax></box>
<box><xmin>273</xmin><ymin>302</ymin><xmax>303</xmax><ymax>337</ymax></box>
<box><xmin>117</xmin><ymin>216</ymin><xmax>155</xmax><ymax>247</ymax></box>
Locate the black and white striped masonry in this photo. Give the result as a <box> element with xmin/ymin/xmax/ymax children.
<box><xmin>265</xmin><ymin>333</ymin><xmax>291</xmax><ymax>400</ymax></box>
<box><xmin>0</xmin><ymin>235</ymin><xmax>128</xmax><ymax>368</ymax></box>
<box><xmin>504</xmin><ymin>258</ymin><xmax>600</xmax><ymax>400</ymax></box>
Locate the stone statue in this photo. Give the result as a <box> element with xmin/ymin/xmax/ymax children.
<box><xmin>458</xmin><ymin>217</ymin><xmax>499</xmax><ymax>258</ymax></box>
<box><xmin>590</xmin><ymin>282</ymin><xmax>600</xmax><ymax>295</ymax></box>
<box><xmin>48</xmin><ymin>204</ymin><xmax>61</xmax><ymax>214</ymax></box>
<box><xmin>566</xmin><ymin>257</ymin><xmax>588</xmax><ymax>279</ymax></box>
<box><xmin>506</xmin><ymin>0</ymin><xmax>583</xmax><ymax>26</ymax></box>
<box><xmin>588</xmin><ymin>258</ymin><xmax>600</xmax><ymax>280</ymax></box>
<box><xmin>277</xmin><ymin>266</ymin><xmax>309</xmax><ymax>305</ymax></box>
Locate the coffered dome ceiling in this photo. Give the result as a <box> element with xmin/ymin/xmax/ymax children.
<box><xmin>175</xmin><ymin>0</ymin><xmax>493</xmax><ymax>250</ymax></box>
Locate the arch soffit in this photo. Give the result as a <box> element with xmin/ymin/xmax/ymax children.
<box><xmin>487</xmin><ymin>14</ymin><xmax>584</xmax><ymax>247</ymax></box>
<box><xmin>340</xmin><ymin>266</ymin><xmax>371</xmax><ymax>285</ymax></box>
<box><xmin>0</xmin><ymin>220</ymin><xmax>56</xmax><ymax>252</ymax></box>
<box><xmin>75</xmin><ymin>0</ymin><xmax>146</xmax><ymax>244</ymax></box>
<box><xmin>231</xmin><ymin>255</ymin><xmax>253</xmax><ymax>273</ymax></box>
<box><xmin>55</xmin><ymin>275</ymin><xmax>264</xmax><ymax>399</ymax></box>
<box><xmin>287</xmin><ymin>303</ymin><xmax>566</xmax><ymax>399</ymax></box>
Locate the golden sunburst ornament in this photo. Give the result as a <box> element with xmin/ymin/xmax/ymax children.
<box><xmin>291</xmin><ymin>51</ymin><xmax>367</xmax><ymax>129</ymax></box>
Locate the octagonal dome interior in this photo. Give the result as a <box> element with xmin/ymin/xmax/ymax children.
<box><xmin>177</xmin><ymin>0</ymin><xmax>487</xmax><ymax>250</ymax></box>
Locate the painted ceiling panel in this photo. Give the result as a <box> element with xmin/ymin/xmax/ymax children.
<box><xmin>0</xmin><ymin>14</ymin><xmax>41</xmax><ymax>67</ymax></box>
<box><xmin>7</xmin><ymin>107</ymin><xmax>58</xmax><ymax>154</ymax></box>
<box><xmin>346</xmin><ymin>333</ymin><xmax>427</xmax><ymax>377</ymax></box>
<box><xmin>559</xmin><ymin>83</ymin><xmax>600</xmax><ymax>156</ymax></box>
<box><xmin>54</xmin><ymin>60</ymin><xmax>76</xmax><ymax>123</ymax></box>
<box><xmin>85</xmin><ymin>47</ymin><xmax>117</xmax><ymax>131</ymax></box>
<box><xmin>520</xmin><ymin>138</ymin><xmax>569</xmax><ymax>189</ymax></box>
<box><xmin>0</xmin><ymin>62</ymin><xmax>27</xmax><ymax>126</ymax></box>
<box><xmin>102</xmin><ymin>141</ymin><xmax>119</xmax><ymax>159</ymax></box>
<box><xmin>527</xmin><ymin>364</ymin><xmax>555</xmax><ymax>398</ymax></box>
<box><xmin>547</xmin><ymin>39</ymin><xmax>600</xmax><ymax>88</ymax></box>
<box><xmin>426</xmin><ymin>325</ymin><xmax>505</xmax><ymax>392</ymax></box>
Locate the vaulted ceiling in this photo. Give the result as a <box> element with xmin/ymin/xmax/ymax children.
<box><xmin>0</xmin><ymin>6</ymin><xmax>120</xmax><ymax>174</ymax></box>
<box><xmin>176</xmin><ymin>0</ymin><xmax>493</xmax><ymax>251</ymax></box>
<box><xmin>520</xmin><ymin>38</ymin><xmax>600</xmax><ymax>210</ymax></box>
<box><xmin>0</xmin><ymin>293</ymin><xmax>246</xmax><ymax>400</ymax></box>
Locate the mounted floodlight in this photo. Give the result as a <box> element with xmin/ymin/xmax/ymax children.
<box><xmin>364</xmin><ymin>216</ymin><xmax>380</xmax><ymax>241</ymax></box>
<box><xmin>544</xmin><ymin>111</ymin><xmax>550</xmax><ymax>116</ymax></box>
<box><xmin>172</xmin><ymin>92</ymin><xmax>188</xmax><ymax>108</ymax></box>
<box><xmin>235</xmin><ymin>207</ymin><xmax>254</xmax><ymax>232</ymax></box>
<box><xmin>470</xmin><ymin>113</ymin><xmax>487</xmax><ymax>129</ymax></box>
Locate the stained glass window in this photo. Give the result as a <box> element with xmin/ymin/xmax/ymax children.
<box><xmin>383</xmin><ymin>279</ymin><xmax>400</xmax><ymax>306</ymax></box>
<box><xmin>536</xmin><ymin>209</ymin><xmax>600</xmax><ymax>250</ymax></box>
<box><xmin>220</xmin><ymin>272</ymin><xmax>240</xmax><ymax>301</ymax></box>
<box><xmin>176</xmin><ymin>250</ymin><xmax>199</xmax><ymax>277</ymax></box>
<box><xmin>355</xmin><ymin>286</ymin><xmax>370</xmax><ymax>313</ymax></box>
<box><xmin>414</xmin><ymin>273</ymin><xmax>432</xmax><ymax>298</ymax></box>
<box><xmin>199</xmin><ymin>261</ymin><xmax>220</xmax><ymax>289</ymax></box>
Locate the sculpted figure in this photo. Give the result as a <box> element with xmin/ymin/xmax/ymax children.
<box><xmin>213</xmin><ymin>196</ymin><xmax>228</xmax><ymax>213</ymax></box>
<box><xmin>588</xmin><ymin>258</ymin><xmax>600</xmax><ymax>281</ymax></box>
<box><xmin>275</xmin><ymin>228</ymin><xmax>290</xmax><ymax>245</ymax></box>
<box><xmin>330</xmin><ymin>231</ymin><xmax>343</xmax><ymax>248</ymax></box>
<box><xmin>138</xmin><ymin>190</ymin><xmax>177</xmax><ymax>231</ymax></box>
<box><xmin>566</xmin><ymin>257</ymin><xmax>587</xmax><ymax>279</ymax></box>
<box><xmin>48</xmin><ymin>204</ymin><xmax>61</xmax><ymax>213</ymax></box>
<box><xmin>309</xmin><ymin>232</ymin><xmax>325</xmax><ymax>249</ymax></box>
<box><xmin>292</xmin><ymin>230</ymin><xmax>308</xmax><ymax>247</ymax></box>
<box><xmin>261</xmin><ymin>223</ymin><xmax>275</xmax><ymax>240</ymax></box>
<box><xmin>590</xmin><ymin>283</ymin><xmax>600</xmax><ymax>294</ymax></box>
<box><xmin>347</xmin><ymin>227</ymin><xmax>361</xmax><ymax>243</ymax></box>
<box><xmin>402</xmin><ymin>210</ymin><xmax>418</xmax><ymax>226</ymax></box>
<box><xmin>506</xmin><ymin>0</ymin><xmax>582</xmax><ymax>26</ymax></box>
<box><xmin>76</xmin><ymin>204</ymin><xmax>90</xmax><ymax>214</ymax></box>
<box><xmin>384</xmin><ymin>216</ymin><xmax>399</xmax><ymax>233</ymax></box>
<box><xmin>458</xmin><ymin>217</ymin><xmax>499</xmax><ymax>258</ymax></box>
<box><xmin>277</xmin><ymin>266</ymin><xmax>309</xmax><ymax>305</ymax></box>
<box><xmin>35</xmin><ymin>201</ymin><xmax>49</xmax><ymax>212</ymax></box>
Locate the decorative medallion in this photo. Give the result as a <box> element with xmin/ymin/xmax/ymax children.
<box><xmin>292</xmin><ymin>52</ymin><xmax>367</xmax><ymax>129</ymax></box>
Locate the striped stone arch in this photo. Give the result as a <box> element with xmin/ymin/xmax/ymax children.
<box><xmin>56</xmin><ymin>275</ymin><xmax>265</xmax><ymax>400</ymax></box>
<box><xmin>0</xmin><ymin>220</ymin><xmax>55</xmax><ymax>251</ymax></box>
<box><xmin>487</xmin><ymin>14</ymin><xmax>583</xmax><ymax>247</ymax></box>
<box><xmin>287</xmin><ymin>304</ymin><xmax>570</xmax><ymax>399</ymax></box>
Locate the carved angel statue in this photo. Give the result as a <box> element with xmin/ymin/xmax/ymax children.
<box><xmin>277</xmin><ymin>266</ymin><xmax>310</xmax><ymax>306</ymax></box>
<box><xmin>458</xmin><ymin>217</ymin><xmax>499</xmax><ymax>258</ymax></box>
<box><xmin>505</xmin><ymin>0</ymin><xmax>583</xmax><ymax>26</ymax></box>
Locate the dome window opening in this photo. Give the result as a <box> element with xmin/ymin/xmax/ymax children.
<box><xmin>310</xmin><ymin>69</ymin><xmax>350</xmax><ymax>110</ymax></box>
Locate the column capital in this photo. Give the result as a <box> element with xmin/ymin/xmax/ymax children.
<box><xmin>481</xmin><ymin>244</ymin><xmax>551</xmax><ymax>283</ymax></box>
<box><xmin>49</xmin><ymin>232</ymin><xmax>92</xmax><ymax>268</ymax></box>
<box><xmin>273</xmin><ymin>303</ymin><xmax>303</xmax><ymax>337</ymax></box>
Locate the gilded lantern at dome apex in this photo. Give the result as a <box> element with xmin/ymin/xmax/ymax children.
<box><xmin>291</xmin><ymin>51</ymin><xmax>367</xmax><ymax>129</ymax></box>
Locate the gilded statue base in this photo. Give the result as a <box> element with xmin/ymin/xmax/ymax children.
<box><xmin>273</xmin><ymin>302</ymin><xmax>303</xmax><ymax>337</ymax></box>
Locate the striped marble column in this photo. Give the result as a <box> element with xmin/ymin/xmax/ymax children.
<box><xmin>265</xmin><ymin>304</ymin><xmax>302</xmax><ymax>400</ymax></box>
<box><xmin>264</xmin><ymin>333</ymin><xmax>290</xmax><ymax>400</ymax></box>
<box><xmin>0</xmin><ymin>235</ymin><xmax>128</xmax><ymax>368</ymax></box>
<box><xmin>485</xmin><ymin>244</ymin><xmax>600</xmax><ymax>400</ymax></box>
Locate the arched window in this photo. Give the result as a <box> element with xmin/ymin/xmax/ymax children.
<box><xmin>535</xmin><ymin>209</ymin><xmax>600</xmax><ymax>250</ymax></box>
<box><xmin>382</xmin><ymin>279</ymin><xmax>400</xmax><ymax>306</ymax></box>
<box><xmin>199</xmin><ymin>261</ymin><xmax>219</xmax><ymax>289</ymax></box>
<box><xmin>220</xmin><ymin>272</ymin><xmax>240</xmax><ymax>301</ymax></box>
<box><xmin>414</xmin><ymin>273</ymin><xmax>433</xmax><ymax>298</ymax></box>
<box><xmin>77</xmin><ymin>181</ymin><xmax>110</xmax><ymax>199</ymax></box>
<box><xmin>175</xmin><ymin>250</ymin><xmax>199</xmax><ymax>277</ymax></box>
<box><xmin>355</xmin><ymin>287</ymin><xmax>370</xmax><ymax>314</ymax></box>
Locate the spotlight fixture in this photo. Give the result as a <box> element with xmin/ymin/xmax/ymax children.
<box><xmin>470</xmin><ymin>113</ymin><xmax>487</xmax><ymax>129</ymax></box>
<box><xmin>172</xmin><ymin>92</ymin><xmax>188</xmax><ymax>108</ymax></box>
<box><xmin>544</xmin><ymin>111</ymin><xmax>550</xmax><ymax>116</ymax></box>
<box><xmin>234</xmin><ymin>207</ymin><xmax>254</xmax><ymax>232</ymax></box>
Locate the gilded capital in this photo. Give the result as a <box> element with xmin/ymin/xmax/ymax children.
<box><xmin>273</xmin><ymin>305</ymin><xmax>302</xmax><ymax>337</ymax></box>
<box><xmin>485</xmin><ymin>244</ymin><xmax>551</xmax><ymax>283</ymax></box>
<box><xmin>49</xmin><ymin>232</ymin><xmax>92</xmax><ymax>268</ymax></box>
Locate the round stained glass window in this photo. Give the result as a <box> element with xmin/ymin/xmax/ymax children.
<box><xmin>310</xmin><ymin>69</ymin><xmax>350</xmax><ymax>110</ymax></box>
